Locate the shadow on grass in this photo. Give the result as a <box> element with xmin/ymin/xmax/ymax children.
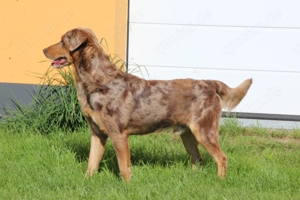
<box><xmin>64</xmin><ymin>135</ymin><xmax>215</xmax><ymax>179</ymax></box>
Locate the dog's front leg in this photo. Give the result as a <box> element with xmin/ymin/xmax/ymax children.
<box><xmin>86</xmin><ymin>131</ymin><xmax>108</xmax><ymax>177</ymax></box>
<box><xmin>111</xmin><ymin>134</ymin><xmax>132</xmax><ymax>182</ymax></box>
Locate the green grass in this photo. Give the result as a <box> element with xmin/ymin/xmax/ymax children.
<box><xmin>1</xmin><ymin>44</ymin><xmax>299</xmax><ymax>199</ymax></box>
<box><xmin>1</xmin><ymin>121</ymin><xmax>300</xmax><ymax>200</ymax></box>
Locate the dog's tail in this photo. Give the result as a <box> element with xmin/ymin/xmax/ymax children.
<box><xmin>204</xmin><ymin>79</ymin><xmax>253</xmax><ymax>111</ymax></box>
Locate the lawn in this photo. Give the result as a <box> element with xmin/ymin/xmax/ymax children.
<box><xmin>1</xmin><ymin>121</ymin><xmax>300</xmax><ymax>200</ymax></box>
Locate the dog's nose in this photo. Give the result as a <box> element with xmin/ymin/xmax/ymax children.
<box><xmin>43</xmin><ymin>48</ymin><xmax>47</xmax><ymax>55</ymax></box>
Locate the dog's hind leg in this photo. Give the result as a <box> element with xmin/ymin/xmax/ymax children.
<box><xmin>179</xmin><ymin>128</ymin><xmax>203</xmax><ymax>169</ymax></box>
<box><xmin>189</xmin><ymin>109</ymin><xmax>227</xmax><ymax>178</ymax></box>
<box><xmin>191</xmin><ymin>124</ymin><xmax>227</xmax><ymax>178</ymax></box>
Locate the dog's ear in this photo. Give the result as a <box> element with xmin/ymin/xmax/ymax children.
<box><xmin>66</xmin><ymin>29</ymin><xmax>87</xmax><ymax>51</ymax></box>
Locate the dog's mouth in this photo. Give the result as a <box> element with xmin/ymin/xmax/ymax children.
<box><xmin>51</xmin><ymin>57</ymin><xmax>69</xmax><ymax>68</ymax></box>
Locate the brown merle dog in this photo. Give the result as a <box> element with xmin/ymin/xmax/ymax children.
<box><xmin>43</xmin><ymin>28</ymin><xmax>252</xmax><ymax>181</ymax></box>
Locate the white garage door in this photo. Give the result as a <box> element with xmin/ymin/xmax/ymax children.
<box><xmin>127</xmin><ymin>0</ymin><xmax>300</xmax><ymax>119</ymax></box>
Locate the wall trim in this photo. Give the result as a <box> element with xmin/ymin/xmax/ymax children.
<box><xmin>222</xmin><ymin>112</ymin><xmax>300</xmax><ymax>122</ymax></box>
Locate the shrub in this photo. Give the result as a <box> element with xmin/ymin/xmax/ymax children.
<box><xmin>1</xmin><ymin>67</ymin><xmax>86</xmax><ymax>134</ymax></box>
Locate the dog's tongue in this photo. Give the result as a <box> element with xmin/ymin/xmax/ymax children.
<box><xmin>52</xmin><ymin>57</ymin><xmax>67</xmax><ymax>66</ymax></box>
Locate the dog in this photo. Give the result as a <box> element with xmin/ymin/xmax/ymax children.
<box><xmin>43</xmin><ymin>28</ymin><xmax>252</xmax><ymax>181</ymax></box>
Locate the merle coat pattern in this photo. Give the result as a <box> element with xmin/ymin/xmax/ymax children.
<box><xmin>43</xmin><ymin>28</ymin><xmax>252</xmax><ymax>181</ymax></box>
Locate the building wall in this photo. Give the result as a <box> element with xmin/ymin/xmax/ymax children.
<box><xmin>128</xmin><ymin>0</ymin><xmax>300</xmax><ymax>118</ymax></box>
<box><xmin>0</xmin><ymin>0</ymin><xmax>128</xmax><ymax>116</ymax></box>
<box><xmin>0</xmin><ymin>0</ymin><xmax>128</xmax><ymax>84</ymax></box>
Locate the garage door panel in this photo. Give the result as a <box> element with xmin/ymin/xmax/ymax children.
<box><xmin>128</xmin><ymin>1</ymin><xmax>300</xmax><ymax>118</ymax></box>
<box><xmin>128</xmin><ymin>64</ymin><xmax>299</xmax><ymax>115</ymax></box>
<box><xmin>128</xmin><ymin>24</ymin><xmax>300</xmax><ymax>72</ymax></box>
<box><xmin>130</xmin><ymin>0</ymin><xmax>300</xmax><ymax>28</ymax></box>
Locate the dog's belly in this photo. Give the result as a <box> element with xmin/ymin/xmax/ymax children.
<box><xmin>126</xmin><ymin>109</ymin><xmax>188</xmax><ymax>135</ymax></box>
<box><xmin>126</xmin><ymin>119</ymin><xmax>172</xmax><ymax>135</ymax></box>
<box><xmin>126</xmin><ymin>121</ymin><xmax>188</xmax><ymax>136</ymax></box>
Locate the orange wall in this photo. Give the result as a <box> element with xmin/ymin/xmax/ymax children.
<box><xmin>0</xmin><ymin>0</ymin><xmax>128</xmax><ymax>84</ymax></box>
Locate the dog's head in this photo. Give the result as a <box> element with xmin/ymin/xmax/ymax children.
<box><xmin>43</xmin><ymin>28</ymin><xmax>118</xmax><ymax>87</ymax></box>
<box><xmin>43</xmin><ymin>28</ymin><xmax>99</xmax><ymax>69</ymax></box>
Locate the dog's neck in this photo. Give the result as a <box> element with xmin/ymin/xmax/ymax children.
<box><xmin>72</xmin><ymin>43</ymin><xmax>117</xmax><ymax>95</ymax></box>
<box><xmin>71</xmin><ymin>41</ymin><xmax>149</xmax><ymax>98</ymax></box>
